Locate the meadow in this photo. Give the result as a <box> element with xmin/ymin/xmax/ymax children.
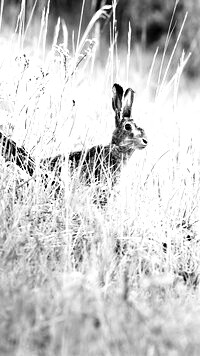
<box><xmin>1</xmin><ymin>2</ymin><xmax>200</xmax><ymax>355</ymax></box>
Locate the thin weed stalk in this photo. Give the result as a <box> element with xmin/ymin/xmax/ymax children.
<box><xmin>156</xmin><ymin>0</ymin><xmax>180</xmax><ymax>96</ymax></box>
<box><xmin>23</xmin><ymin>0</ymin><xmax>38</xmax><ymax>40</ymax></box>
<box><xmin>159</xmin><ymin>12</ymin><xmax>188</xmax><ymax>95</ymax></box>
<box><xmin>126</xmin><ymin>22</ymin><xmax>131</xmax><ymax>87</ymax></box>
<box><xmin>0</xmin><ymin>0</ymin><xmax>4</xmax><ymax>32</ymax></box>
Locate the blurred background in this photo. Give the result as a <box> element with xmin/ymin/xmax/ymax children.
<box><xmin>1</xmin><ymin>0</ymin><xmax>200</xmax><ymax>79</ymax></box>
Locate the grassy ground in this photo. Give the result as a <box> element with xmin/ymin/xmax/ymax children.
<box><xmin>1</xmin><ymin>4</ymin><xmax>200</xmax><ymax>356</ymax></box>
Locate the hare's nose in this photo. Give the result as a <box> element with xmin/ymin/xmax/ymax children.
<box><xmin>142</xmin><ymin>138</ymin><xmax>148</xmax><ymax>145</ymax></box>
<box><xmin>124</xmin><ymin>123</ymin><xmax>132</xmax><ymax>131</ymax></box>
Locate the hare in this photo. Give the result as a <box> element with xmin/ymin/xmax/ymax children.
<box><xmin>0</xmin><ymin>131</ymin><xmax>35</xmax><ymax>176</ymax></box>
<box><xmin>42</xmin><ymin>83</ymin><xmax>148</xmax><ymax>185</ymax></box>
<box><xmin>0</xmin><ymin>83</ymin><xmax>147</xmax><ymax>189</ymax></box>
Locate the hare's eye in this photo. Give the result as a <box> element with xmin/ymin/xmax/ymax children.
<box><xmin>124</xmin><ymin>123</ymin><xmax>132</xmax><ymax>131</ymax></box>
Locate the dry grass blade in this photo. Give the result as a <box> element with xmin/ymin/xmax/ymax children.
<box><xmin>144</xmin><ymin>150</ymin><xmax>170</xmax><ymax>186</ymax></box>
<box><xmin>158</xmin><ymin>12</ymin><xmax>188</xmax><ymax>95</ymax></box>
<box><xmin>0</xmin><ymin>0</ymin><xmax>4</xmax><ymax>32</ymax></box>
<box><xmin>76</xmin><ymin>5</ymin><xmax>112</xmax><ymax>55</ymax></box>
<box><xmin>23</xmin><ymin>0</ymin><xmax>38</xmax><ymax>39</ymax></box>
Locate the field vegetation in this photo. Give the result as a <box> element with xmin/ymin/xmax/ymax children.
<box><xmin>1</xmin><ymin>1</ymin><xmax>200</xmax><ymax>355</ymax></box>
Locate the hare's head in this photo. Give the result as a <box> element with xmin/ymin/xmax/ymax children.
<box><xmin>111</xmin><ymin>83</ymin><xmax>147</xmax><ymax>155</ymax></box>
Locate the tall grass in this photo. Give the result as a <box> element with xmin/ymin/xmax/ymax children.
<box><xmin>0</xmin><ymin>1</ymin><xmax>200</xmax><ymax>355</ymax></box>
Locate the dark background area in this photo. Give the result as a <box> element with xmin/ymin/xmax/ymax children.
<box><xmin>2</xmin><ymin>0</ymin><xmax>200</xmax><ymax>78</ymax></box>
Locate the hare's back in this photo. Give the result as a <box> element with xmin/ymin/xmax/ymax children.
<box><xmin>69</xmin><ymin>145</ymin><xmax>109</xmax><ymax>169</ymax></box>
<box><xmin>69</xmin><ymin>145</ymin><xmax>113</xmax><ymax>181</ymax></box>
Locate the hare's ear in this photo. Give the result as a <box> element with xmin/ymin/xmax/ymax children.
<box><xmin>112</xmin><ymin>83</ymin><xmax>124</xmax><ymax>127</ymax></box>
<box><xmin>112</xmin><ymin>83</ymin><xmax>123</xmax><ymax>112</ymax></box>
<box><xmin>122</xmin><ymin>88</ymin><xmax>135</xmax><ymax>118</ymax></box>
